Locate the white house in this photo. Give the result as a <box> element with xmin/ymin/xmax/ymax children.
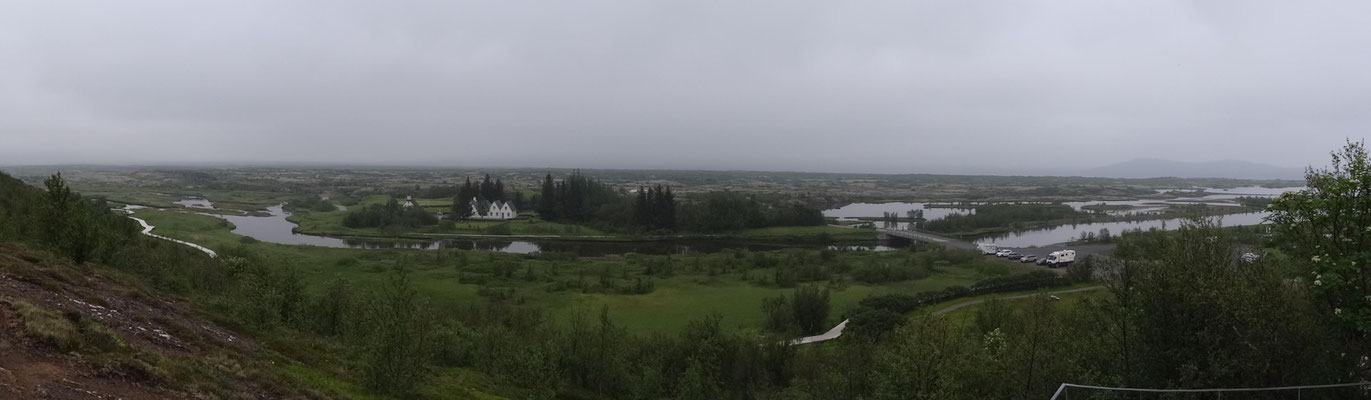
<box><xmin>402</xmin><ymin>195</ymin><xmax>419</xmax><ymax>208</ymax></box>
<box><xmin>469</xmin><ymin>197</ymin><xmax>518</xmax><ymax>220</ymax></box>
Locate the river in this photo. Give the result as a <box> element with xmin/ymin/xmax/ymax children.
<box><xmin>175</xmin><ymin>186</ymin><xmax>1300</xmax><ymax>254</ymax></box>
<box><xmin>828</xmin><ymin>186</ymin><xmax>1299</xmax><ymax>247</ymax></box>
<box><xmin>970</xmin><ymin>212</ymin><xmax>1270</xmax><ymax>247</ymax></box>
<box><xmin>213</xmin><ymin>205</ymin><xmax>898</xmax><ymax>255</ymax></box>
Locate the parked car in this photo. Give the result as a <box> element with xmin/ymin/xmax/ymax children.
<box><xmin>1020</xmin><ymin>255</ymin><xmax>1037</xmax><ymax>263</ymax></box>
<box><xmin>1007</xmin><ymin>252</ymin><xmax>1022</xmax><ymax>261</ymax></box>
<box><xmin>1036</xmin><ymin>258</ymin><xmax>1050</xmax><ymax>266</ymax></box>
<box><xmin>995</xmin><ymin>250</ymin><xmax>1013</xmax><ymax>257</ymax></box>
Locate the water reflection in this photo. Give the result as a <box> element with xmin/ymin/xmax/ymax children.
<box><xmin>823</xmin><ymin>202</ymin><xmax>974</xmax><ymax>222</ymax></box>
<box><xmin>217</xmin><ymin>204</ymin><xmax>900</xmax><ymax>255</ymax></box>
<box><xmin>174</xmin><ymin>197</ymin><xmax>215</xmax><ymax>209</ymax></box>
<box><xmin>972</xmin><ymin>212</ymin><xmax>1270</xmax><ymax>247</ymax></box>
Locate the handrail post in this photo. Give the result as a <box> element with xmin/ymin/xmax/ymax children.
<box><xmin>1049</xmin><ymin>384</ymin><xmax>1069</xmax><ymax>400</ymax></box>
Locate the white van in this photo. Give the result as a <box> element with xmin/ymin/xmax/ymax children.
<box><xmin>977</xmin><ymin>243</ymin><xmax>999</xmax><ymax>255</ymax></box>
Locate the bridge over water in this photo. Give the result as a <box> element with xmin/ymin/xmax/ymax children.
<box><xmin>875</xmin><ymin>228</ymin><xmax>976</xmax><ymax>250</ymax></box>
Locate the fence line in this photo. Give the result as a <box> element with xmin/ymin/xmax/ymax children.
<box><xmin>1050</xmin><ymin>381</ymin><xmax>1371</xmax><ymax>400</ymax></box>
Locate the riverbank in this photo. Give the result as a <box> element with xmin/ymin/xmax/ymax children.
<box><xmin>287</xmin><ymin>209</ymin><xmax>877</xmax><ymax>244</ymax></box>
<box><xmin>309</xmin><ymin>227</ymin><xmax>876</xmax><ymax>243</ymax></box>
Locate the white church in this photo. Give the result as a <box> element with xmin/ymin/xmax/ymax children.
<box><xmin>469</xmin><ymin>197</ymin><xmax>518</xmax><ymax>220</ymax></box>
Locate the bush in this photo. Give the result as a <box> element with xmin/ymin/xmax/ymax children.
<box><xmin>487</xmin><ymin>223</ymin><xmax>513</xmax><ymax>235</ymax></box>
<box><xmin>761</xmin><ymin>295</ymin><xmax>790</xmax><ymax>332</ymax></box>
<box><xmin>8</xmin><ymin>300</ymin><xmax>124</xmax><ymax>354</ymax></box>
<box><xmin>791</xmin><ymin>285</ymin><xmax>830</xmax><ymax>335</ymax></box>
<box><xmin>1067</xmin><ymin>256</ymin><xmax>1096</xmax><ymax>282</ymax></box>
<box><xmin>356</xmin><ymin>268</ymin><xmax>433</xmax><ymax>396</ymax></box>
<box><xmin>846</xmin><ymin>309</ymin><xmax>905</xmax><ymax>340</ymax></box>
<box><xmin>854</xmin><ymin>271</ymin><xmax>1067</xmax><ymax>317</ymax></box>
<box><xmin>968</xmin><ymin>270</ymin><xmax>1067</xmax><ymax>294</ymax></box>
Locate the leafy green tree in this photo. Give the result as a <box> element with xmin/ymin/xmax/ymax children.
<box><xmin>1268</xmin><ymin>140</ymin><xmax>1371</xmax><ymax>333</ymax></box>
<box><xmin>871</xmin><ymin>316</ymin><xmax>961</xmax><ymax>400</ymax></box>
<box><xmin>356</xmin><ymin>267</ymin><xmax>433</xmax><ymax>396</ymax></box>
<box><xmin>1106</xmin><ymin>218</ymin><xmax>1342</xmax><ymax>390</ymax></box>
<box><xmin>761</xmin><ymin>294</ymin><xmax>791</xmax><ymax>332</ymax></box>
<box><xmin>39</xmin><ymin>173</ymin><xmax>109</xmax><ymax>264</ymax></box>
<box><xmin>791</xmin><ymin>285</ymin><xmax>830</xmax><ymax>335</ymax></box>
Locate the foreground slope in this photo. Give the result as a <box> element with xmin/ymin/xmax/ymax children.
<box><xmin>0</xmin><ymin>243</ymin><xmax>288</xmax><ymax>399</ymax></box>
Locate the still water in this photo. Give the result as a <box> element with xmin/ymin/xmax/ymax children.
<box><xmin>174</xmin><ymin>197</ymin><xmax>215</xmax><ymax>209</ymax></box>
<box><xmin>215</xmin><ymin>205</ymin><xmax>898</xmax><ymax>255</ymax></box>
<box><xmin>972</xmin><ymin>212</ymin><xmax>1270</xmax><ymax>247</ymax></box>
<box><xmin>199</xmin><ymin>185</ymin><xmax>1304</xmax><ymax>254</ymax></box>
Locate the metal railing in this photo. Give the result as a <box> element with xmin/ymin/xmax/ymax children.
<box><xmin>1050</xmin><ymin>382</ymin><xmax>1371</xmax><ymax>399</ymax></box>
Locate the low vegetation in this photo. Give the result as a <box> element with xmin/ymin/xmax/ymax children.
<box><xmin>2</xmin><ymin>142</ymin><xmax>1367</xmax><ymax>399</ymax></box>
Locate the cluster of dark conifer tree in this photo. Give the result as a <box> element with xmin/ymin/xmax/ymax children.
<box><xmin>341</xmin><ymin>198</ymin><xmax>437</xmax><ymax>229</ymax></box>
<box><xmin>632</xmin><ymin>185</ymin><xmax>676</xmax><ymax>231</ymax></box>
<box><xmin>533</xmin><ymin>171</ymin><xmax>825</xmax><ymax>233</ymax></box>
<box><xmin>452</xmin><ymin>174</ymin><xmax>519</xmax><ymax>218</ymax></box>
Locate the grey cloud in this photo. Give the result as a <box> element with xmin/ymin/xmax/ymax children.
<box><xmin>2</xmin><ymin>0</ymin><xmax>1369</xmax><ymax>173</ymax></box>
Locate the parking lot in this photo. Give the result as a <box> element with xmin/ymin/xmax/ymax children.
<box><xmin>983</xmin><ymin>242</ymin><xmax>1116</xmax><ymax>266</ymax></box>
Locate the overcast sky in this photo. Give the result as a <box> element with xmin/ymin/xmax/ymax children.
<box><xmin>2</xmin><ymin>1</ymin><xmax>1368</xmax><ymax>174</ymax></box>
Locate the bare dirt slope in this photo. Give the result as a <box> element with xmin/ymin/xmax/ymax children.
<box><xmin>0</xmin><ymin>244</ymin><xmax>303</xmax><ymax>400</ymax></box>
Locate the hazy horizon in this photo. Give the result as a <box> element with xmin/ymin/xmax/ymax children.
<box><xmin>3</xmin><ymin>1</ymin><xmax>1368</xmax><ymax>173</ymax></box>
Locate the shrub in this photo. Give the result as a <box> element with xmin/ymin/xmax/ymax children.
<box><xmin>968</xmin><ymin>270</ymin><xmax>1066</xmax><ymax>294</ymax></box>
<box><xmin>846</xmin><ymin>309</ymin><xmax>905</xmax><ymax>340</ymax></box>
<box><xmin>791</xmin><ymin>285</ymin><xmax>830</xmax><ymax>335</ymax></box>
<box><xmin>487</xmin><ymin>223</ymin><xmax>513</xmax><ymax>236</ymax></box>
<box><xmin>761</xmin><ymin>295</ymin><xmax>790</xmax><ymax>332</ymax></box>
<box><xmin>1067</xmin><ymin>255</ymin><xmax>1097</xmax><ymax>283</ymax></box>
<box><xmin>8</xmin><ymin>300</ymin><xmax>123</xmax><ymax>354</ymax></box>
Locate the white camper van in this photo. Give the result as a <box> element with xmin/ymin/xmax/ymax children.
<box><xmin>977</xmin><ymin>243</ymin><xmax>999</xmax><ymax>255</ymax></box>
<box><xmin>1045</xmin><ymin>250</ymin><xmax>1076</xmax><ymax>268</ymax></box>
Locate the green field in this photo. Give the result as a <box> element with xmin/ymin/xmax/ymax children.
<box><xmin>130</xmin><ymin>208</ymin><xmax>1030</xmax><ymax>335</ymax></box>
<box><xmin>933</xmin><ymin>285</ymin><xmax>1106</xmax><ymax>327</ymax></box>
<box><xmin>287</xmin><ymin>194</ymin><xmax>873</xmax><ymax>242</ymax></box>
<box><xmin>90</xmin><ymin>187</ymin><xmax>297</xmax><ymax>212</ymax></box>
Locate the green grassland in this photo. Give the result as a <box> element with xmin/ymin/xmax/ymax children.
<box><xmin>934</xmin><ymin>285</ymin><xmax>1106</xmax><ymax>327</ymax></box>
<box><xmin>288</xmin><ymin>194</ymin><xmax>872</xmax><ymax>242</ymax></box>
<box><xmin>88</xmin><ymin>187</ymin><xmax>297</xmax><ymax>212</ymax></box>
<box><xmin>130</xmin><ymin>208</ymin><xmax>1032</xmax><ymax>335</ymax></box>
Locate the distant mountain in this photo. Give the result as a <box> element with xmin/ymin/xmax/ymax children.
<box><xmin>1083</xmin><ymin>158</ymin><xmax>1306</xmax><ymax>180</ymax></box>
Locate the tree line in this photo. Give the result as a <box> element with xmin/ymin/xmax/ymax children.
<box><xmin>342</xmin><ymin>197</ymin><xmax>437</xmax><ymax>229</ymax></box>
<box><xmin>452</xmin><ymin>174</ymin><xmax>520</xmax><ymax>218</ymax></box>
<box><xmin>534</xmin><ymin>172</ymin><xmax>826</xmax><ymax>234</ymax></box>
<box><xmin>0</xmin><ymin>172</ymin><xmax>138</xmax><ymax>265</ymax></box>
<box><xmin>633</xmin><ymin>185</ymin><xmax>676</xmax><ymax>232</ymax></box>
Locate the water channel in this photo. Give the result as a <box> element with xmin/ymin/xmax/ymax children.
<box><xmin>211</xmin><ymin>205</ymin><xmax>897</xmax><ymax>255</ymax></box>
<box><xmin>162</xmin><ymin>186</ymin><xmax>1301</xmax><ymax>255</ymax></box>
